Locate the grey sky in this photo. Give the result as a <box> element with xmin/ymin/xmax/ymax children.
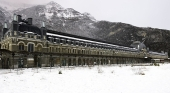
<box><xmin>2</xmin><ymin>0</ymin><xmax>170</xmax><ymax>30</ymax></box>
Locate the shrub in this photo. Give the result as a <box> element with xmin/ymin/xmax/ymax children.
<box><xmin>97</xmin><ymin>67</ymin><xmax>103</xmax><ymax>73</ymax></box>
<box><xmin>133</xmin><ymin>67</ymin><xmax>145</xmax><ymax>75</ymax></box>
<box><xmin>59</xmin><ymin>70</ymin><xmax>62</xmax><ymax>74</ymax></box>
<box><xmin>139</xmin><ymin>72</ymin><xmax>145</xmax><ymax>75</ymax></box>
<box><xmin>135</xmin><ymin>71</ymin><xmax>145</xmax><ymax>75</ymax></box>
<box><xmin>154</xmin><ymin>63</ymin><xmax>160</xmax><ymax>66</ymax></box>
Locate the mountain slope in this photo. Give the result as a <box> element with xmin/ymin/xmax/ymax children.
<box><xmin>0</xmin><ymin>6</ymin><xmax>11</xmax><ymax>36</ymax></box>
<box><xmin>15</xmin><ymin>1</ymin><xmax>97</xmax><ymax>38</ymax></box>
<box><xmin>94</xmin><ymin>21</ymin><xmax>170</xmax><ymax>52</ymax></box>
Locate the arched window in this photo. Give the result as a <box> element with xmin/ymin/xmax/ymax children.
<box><xmin>37</xmin><ymin>45</ymin><xmax>42</xmax><ymax>52</ymax></box>
<box><xmin>2</xmin><ymin>45</ymin><xmax>4</xmax><ymax>49</ymax></box>
<box><xmin>19</xmin><ymin>43</ymin><xmax>24</xmax><ymax>51</ymax></box>
<box><xmin>8</xmin><ymin>43</ymin><xmax>9</xmax><ymax>49</ymax></box>
<box><xmin>28</xmin><ymin>43</ymin><xmax>34</xmax><ymax>52</ymax></box>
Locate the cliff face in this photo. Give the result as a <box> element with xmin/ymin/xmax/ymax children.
<box><xmin>0</xmin><ymin>1</ymin><xmax>170</xmax><ymax>54</ymax></box>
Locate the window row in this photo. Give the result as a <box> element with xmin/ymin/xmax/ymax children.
<box><xmin>47</xmin><ymin>37</ymin><xmax>112</xmax><ymax>49</ymax></box>
<box><xmin>49</xmin><ymin>47</ymin><xmax>114</xmax><ymax>55</ymax></box>
<box><xmin>19</xmin><ymin>43</ymin><xmax>34</xmax><ymax>52</ymax></box>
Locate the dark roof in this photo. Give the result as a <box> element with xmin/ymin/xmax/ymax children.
<box><xmin>19</xmin><ymin>24</ymin><xmax>41</xmax><ymax>35</ymax></box>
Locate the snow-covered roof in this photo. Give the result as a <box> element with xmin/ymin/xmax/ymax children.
<box><xmin>27</xmin><ymin>32</ymin><xmax>34</xmax><ymax>34</ymax></box>
<box><xmin>149</xmin><ymin>51</ymin><xmax>166</xmax><ymax>55</ymax></box>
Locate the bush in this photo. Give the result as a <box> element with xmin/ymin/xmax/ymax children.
<box><xmin>138</xmin><ymin>72</ymin><xmax>145</xmax><ymax>75</ymax></box>
<box><xmin>89</xmin><ymin>66</ymin><xmax>92</xmax><ymax>69</ymax></box>
<box><xmin>154</xmin><ymin>63</ymin><xmax>160</xmax><ymax>66</ymax></box>
<box><xmin>132</xmin><ymin>67</ymin><xmax>146</xmax><ymax>75</ymax></box>
<box><xmin>59</xmin><ymin>70</ymin><xmax>62</xmax><ymax>74</ymax></box>
<box><xmin>97</xmin><ymin>67</ymin><xmax>103</xmax><ymax>73</ymax></box>
<box><xmin>135</xmin><ymin>71</ymin><xmax>145</xmax><ymax>75</ymax></box>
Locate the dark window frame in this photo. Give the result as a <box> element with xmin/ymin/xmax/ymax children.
<box><xmin>28</xmin><ymin>43</ymin><xmax>34</xmax><ymax>52</ymax></box>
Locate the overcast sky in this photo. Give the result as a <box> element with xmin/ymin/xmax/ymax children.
<box><xmin>2</xmin><ymin>0</ymin><xmax>170</xmax><ymax>30</ymax></box>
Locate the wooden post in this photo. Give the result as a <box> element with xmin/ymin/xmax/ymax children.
<box><xmin>50</xmin><ymin>54</ymin><xmax>52</xmax><ymax>72</ymax></box>
<box><xmin>12</xmin><ymin>52</ymin><xmax>15</xmax><ymax>69</ymax></box>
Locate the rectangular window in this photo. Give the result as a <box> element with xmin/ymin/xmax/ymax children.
<box><xmin>67</xmin><ymin>40</ymin><xmax>71</xmax><ymax>45</ymax></box>
<box><xmin>28</xmin><ymin>44</ymin><xmax>34</xmax><ymax>52</ymax></box>
<box><xmin>55</xmin><ymin>39</ymin><xmax>60</xmax><ymax>44</ymax></box>
<box><xmin>57</xmin><ymin>48</ymin><xmax>60</xmax><ymax>53</ymax></box>
<box><xmin>50</xmin><ymin>47</ymin><xmax>52</xmax><ymax>52</ymax></box>
<box><xmin>62</xmin><ymin>39</ymin><xmax>66</xmax><ymax>44</ymax></box>
<box><xmin>76</xmin><ymin>41</ymin><xmax>79</xmax><ymax>46</ymax></box>
<box><xmin>56</xmin><ymin>48</ymin><xmax>58</xmax><ymax>52</ymax></box>
<box><xmin>62</xmin><ymin>48</ymin><xmax>65</xmax><ymax>53</ymax></box>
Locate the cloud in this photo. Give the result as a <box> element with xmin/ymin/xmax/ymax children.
<box><xmin>1</xmin><ymin>0</ymin><xmax>46</xmax><ymax>4</ymax></box>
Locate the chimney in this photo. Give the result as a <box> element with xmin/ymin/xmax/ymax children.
<box><xmin>27</xmin><ymin>18</ymin><xmax>32</xmax><ymax>25</ymax></box>
<box><xmin>13</xmin><ymin>14</ymin><xmax>17</xmax><ymax>21</ymax></box>
<box><xmin>4</xmin><ymin>22</ymin><xmax>7</xmax><ymax>28</ymax></box>
<box><xmin>41</xmin><ymin>21</ymin><xmax>45</xmax><ymax>28</ymax></box>
<box><xmin>2</xmin><ymin>22</ymin><xmax>8</xmax><ymax>38</ymax></box>
<box><xmin>41</xmin><ymin>21</ymin><xmax>46</xmax><ymax>40</ymax></box>
<box><xmin>17</xmin><ymin>15</ymin><xmax>22</xmax><ymax>22</ymax></box>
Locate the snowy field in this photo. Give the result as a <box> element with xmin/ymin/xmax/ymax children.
<box><xmin>0</xmin><ymin>63</ymin><xmax>170</xmax><ymax>93</ymax></box>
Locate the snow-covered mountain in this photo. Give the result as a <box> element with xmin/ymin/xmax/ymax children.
<box><xmin>13</xmin><ymin>1</ymin><xmax>97</xmax><ymax>38</ymax></box>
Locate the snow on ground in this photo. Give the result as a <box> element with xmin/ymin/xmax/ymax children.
<box><xmin>0</xmin><ymin>63</ymin><xmax>170</xmax><ymax>93</ymax></box>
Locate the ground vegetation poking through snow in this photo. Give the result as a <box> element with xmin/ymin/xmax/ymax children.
<box><xmin>131</xmin><ymin>66</ymin><xmax>146</xmax><ymax>75</ymax></box>
<box><xmin>0</xmin><ymin>63</ymin><xmax>170</xmax><ymax>93</ymax></box>
<box><xmin>97</xmin><ymin>66</ymin><xmax>103</xmax><ymax>73</ymax></box>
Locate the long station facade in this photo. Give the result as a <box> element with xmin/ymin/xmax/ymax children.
<box><xmin>0</xmin><ymin>15</ymin><xmax>168</xmax><ymax>69</ymax></box>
